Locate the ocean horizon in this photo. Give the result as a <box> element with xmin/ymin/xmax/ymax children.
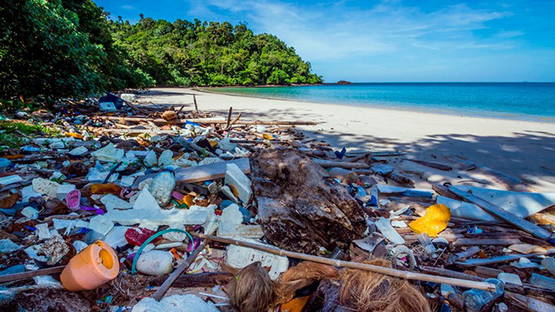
<box><xmin>212</xmin><ymin>82</ymin><xmax>555</xmax><ymax>122</ymax></box>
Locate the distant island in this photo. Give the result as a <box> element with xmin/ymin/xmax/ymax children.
<box><xmin>337</xmin><ymin>80</ymin><xmax>352</xmax><ymax>85</ymax></box>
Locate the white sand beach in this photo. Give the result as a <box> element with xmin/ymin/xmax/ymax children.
<box><xmin>138</xmin><ymin>88</ymin><xmax>555</xmax><ymax>192</ymax></box>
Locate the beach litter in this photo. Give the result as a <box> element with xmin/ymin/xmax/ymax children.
<box><xmin>0</xmin><ymin>91</ymin><xmax>553</xmax><ymax>311</ymax></box>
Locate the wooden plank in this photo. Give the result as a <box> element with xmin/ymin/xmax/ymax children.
<box><xmin>174</xmin><ymin>158</ymin><xmax>250</xmax><ymax>183</ymax></box>
<box><xmin>94</xmin><ymin>116</ymin><xmax>319</xmax><ymax>126</ymax></box>
<box><xmin>311</xmin><ymin>158</ymin><xmax>370</xmax><ymax>169</ymax></box>
<box><xmin>448</xmin><ymin>186</ymin><xmax>552</xmax><ymax>240</ymax></box>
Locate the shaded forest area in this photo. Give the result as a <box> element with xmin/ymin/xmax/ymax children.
<box><xmin>0</xmin><ymin>0</ymin><xmax>321</xmax><ymax>108</ymax></box>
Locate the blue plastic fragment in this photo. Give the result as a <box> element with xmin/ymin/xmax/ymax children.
<box><xmin>0</xmin><ymin>158</ymin><xmax>11</xmax><ymax>168</ymax></box>
<box><xmin>368</xmin><ymin>195</ymin><xmax>378</xmax><ymax>206</ymax></box>
<box><xmin>185</xmin><ymin>120</ymin><xmax>201</xmax><ymax>127</ymax></box>
<box><xmin>20</xmin><ymin>146</ymin><xmax>41</xmax><ymax>153</ymax></box>
<box><xmin>238</xmin><ymin>206</ymin><xmax>252</xmax><ymax>223</ymax></box>
<box><xmin>334</xmin><ymin>147</ymin><xmax>347</xmax><ymax>159</ymax></box>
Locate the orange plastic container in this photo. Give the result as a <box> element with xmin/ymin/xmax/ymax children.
<box><xmin>60</xmin><ymin>240</ymin><xmax>119</xmax><ymax>291</ymax></box>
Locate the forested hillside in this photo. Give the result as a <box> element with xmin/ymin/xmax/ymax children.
<box><xmin>0</xmin><ymin>0</ymin><xmax>321</xmax><ymax>104</ymax></box>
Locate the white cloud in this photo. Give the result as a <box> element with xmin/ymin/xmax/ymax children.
<box><xmin>188</xmin><ymin>0</ymin><xmax>515</xmax><ymax>62</ymax></box>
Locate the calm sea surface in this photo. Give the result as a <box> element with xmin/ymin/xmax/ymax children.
<box><xmin>213</xmin><ymin>83</ymin><xmax>555</xmax><ymax>122</ymax></box>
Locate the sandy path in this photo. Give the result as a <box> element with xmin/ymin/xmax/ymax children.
<box><xmin>137</xmin><ymin>87</ymin><xmax>555</xmax><ymax>192</ymax></box>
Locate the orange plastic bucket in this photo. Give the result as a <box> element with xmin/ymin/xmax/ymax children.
<box><xmin>60</xmin><ymin>240</ymin><xmax>119</xmax><ymax>291</ymax></box>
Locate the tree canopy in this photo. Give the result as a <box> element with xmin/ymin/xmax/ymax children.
<box><xmin>0</xmin><ymin>0</ymin><xmax>321</xmax><ymax>103</ymax></box>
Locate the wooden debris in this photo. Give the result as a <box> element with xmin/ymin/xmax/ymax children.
<box><xmin>253</xmin><ymin>149</ymin><xmax>367</xmax><ymax>254</ymax></box>
<box><xmin>198</xmin><ymin>234</ymin><xmax>497</xmax><ymax>291</ymax></box>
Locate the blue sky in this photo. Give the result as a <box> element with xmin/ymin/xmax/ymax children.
<box><xmin>94</xmin><ymin>0</ymin><xmax>555</xmax><ymax>82</ymax></box>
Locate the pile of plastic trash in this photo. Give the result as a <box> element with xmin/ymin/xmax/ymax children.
<box><xmin>0</xmin><ymin>92</ymin><xmax>554</xmax><ymax>312</ymax></box>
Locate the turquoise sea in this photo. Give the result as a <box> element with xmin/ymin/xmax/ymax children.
<box><xmin>214</xmin><ymin>83</ymin><xmax>555</xmax><ymax>122</ymax></box>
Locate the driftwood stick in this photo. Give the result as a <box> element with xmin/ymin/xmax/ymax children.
<box><xmin>312</xmin><ymin>158</ymin><xmax>371</xmax><ymax>169</ymax></box>
<box><xmin>408</xmin><ymin>159</ymin><xmax>452</xmax><ymax>171</ymax></box>
<box><xmin>0</xmin><ymin>266</ymin><xmax>65</xmax><ymax>283</ymax></box>
<box><xmin>197</xmin><ymin>234</ymin><xmax>496</xmax><ymax>291</ymax></box>
<box><xmin>94</xmin><ymin>116</ymin><xmax>319</xmax><ymax>126</ymax></box>
<box><xmin>151</xmin><ymin>242</ymin><xmax>206</xmax><ymax>301</ymax></box>
<box><xmin>193</xmin><ymin>94</ymin><xmax>198</xmax><ymax>112</ymax></box>
<box><xmin>226</xmin><ymin>107</ymin><xmax>233</xmax><ymax>129</ymax></box>
<box><xmin>228</xmin><ymin>113</ymin><xmax>242</xmax><ymax>128</ymax></box>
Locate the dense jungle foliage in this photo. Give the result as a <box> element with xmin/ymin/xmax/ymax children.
<box><xmin>0</xmin><ymin>0</ymin><xmax>321</xmax><ymax>106</ymax></box>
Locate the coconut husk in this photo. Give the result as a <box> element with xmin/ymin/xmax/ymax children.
<box><xmin>339</xmin><ymin>258</ymin><xmax>431</xmax><ymax>312</ymax></box>
<box><xmin>227</xmin><ymin>262</ymin><xmax>275</xmax><ymax>312</ymax></box>
<box><xmin>275</xmin><ymin>261</ymin><xmax>339</xmax><ymax>305</ymax></box>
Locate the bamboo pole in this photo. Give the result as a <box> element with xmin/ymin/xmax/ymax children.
<box><xmin>151</xmin><ymin>242</ymin><xmax>206</xmax><ymax>301</ymax></box>
<box><xmin>312</xmin><ymin>158</ymin><xmax>371</xmax><ymax>169</ymax></box>
<box><xmin>94</xmin><ymin>115</ymin><xmax>319</xmax><ymax>126</ymax></box>
<box><xmin>197</xmin><ymin>234</ymin><xmax>496</xmax><ymax>291</ymax></box>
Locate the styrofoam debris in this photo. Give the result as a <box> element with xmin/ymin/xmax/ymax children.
<box><xmin>226</xmin><ymin>240</ymin><xmax>288</xmax><ymax>280</ymax></box>
<box><xmin>224</xmin><ymin>163</ymin><xmax>252</xmax><ymax>203</ymax></box>
<box><xmin>104</xmin><ymin>189</ymin><xmax>209</xmax><ymax>227</ymax></box>
<box><xmin>218</xmin><ymin>204</ymin><xmax>243</xmax><ymax>236</ymax></box>
<box><xmin>92</xmin><ymin>143</ymin><xmax>124</xmax><ymax>162</ymax></box>
<box><xmin>132</xmin><ymin>294</ymin><xmax>220</xmax><ymax>312</ymax></box>
<box><xmin>32</xmin><ymin>178</ymin><xmax>60</xmax><ymax>198</ymax></box>
<box><xmin>148</xmin><ymin>171</ymin><xmax>175</xmax><ymax>205</ymax></box>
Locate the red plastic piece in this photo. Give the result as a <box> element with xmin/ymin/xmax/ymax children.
<box><xmin>124</xmin><ymin>228</ymin><xmax>159</xmax><ymax>246</ymax></box>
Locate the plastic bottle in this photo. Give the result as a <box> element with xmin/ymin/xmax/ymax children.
<box><xmin>60</xmin><ymin>240</ymin><xmax>119</xmax><ymax>291</ymax></box>
<box><xmin>463</xmin><ymin>278</ymin><xmax>504</xmax><ymax>312</ymax></box>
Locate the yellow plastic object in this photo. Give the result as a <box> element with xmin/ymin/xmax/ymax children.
<box><xmin>65</xmin><ymin>132</ymin><xmax>84</xmax><ymax>139</ymax></box>
<box><xmin>262</xmin><ymin>133</ymin><xmax>274</xmax><ymax>140</ymax></box>
<box><xmin>60</xmin><ymin>240</ymin><xmax>119</xmax><ymax>291</ymax></box>
<box><xmin>409</xmin><ymin>204</ymin><xmax>451</xmax><ymax>237</ymax></box>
